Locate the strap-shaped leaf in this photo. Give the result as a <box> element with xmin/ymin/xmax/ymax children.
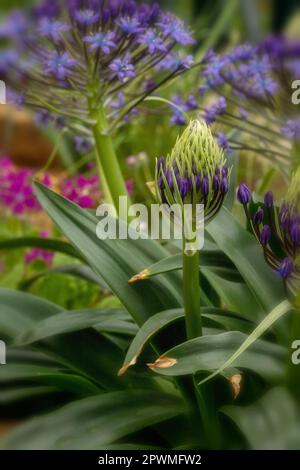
<box><xmin>0</xmin><ymin>364</ymin><xmax>100</xmax><ymax>396</ymax></box>
<box><xmin>149</xmin><ymin>330</ymin><xmax>286</xmax><ymax>382</ymax></box>
<box><xmin>0</xmin><ymin>237</ymin><xmax>82</xmax><ymax>260</ymax></box>
<box><xmin>0</xmin><ymin>289</ymin><xmax>126</xmax><ymax>389</ymax></box>
<box><xmin>14</xmin><ymin>308</ymin><xmax>136</xmax><ymax>346</ymax></box>
<box><xmin>34</xmin><ymin>182</ymin><xmax>182</xmax><ymax>326</ymax></box>
<box><xmin>128</xmin><ymin>250</ymin><xmax>237</xmax><ymax>283</ymax></box>
<box><xmin>120</xmin><ymin>307</ymin><xmax>255</xmax><ymax>375</ymax></box>
<box><xmin>197</xmin><ymin>300</ymin><xmax>292</xmax><ymax>386</ymax></box>
<box><xmin>223</xmin><ymin>388</ymin><xmax>300</xmax><ymax>449</ymax></box>
<box><xmin>2</xmin><ymin>390</ymin><xmax>185</xmax><ymax>450</ymax></box>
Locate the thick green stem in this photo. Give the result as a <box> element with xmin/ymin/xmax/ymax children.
<box><xmin>182</xmin><ymin>242</ymin><xmax>221</xmax><ymax>449</ymax></box>
<box><xmin>88</xmin><ymin>100</ymin><xmax>129</xmax><ymax>217</ymax></box>
<box><xmin>183</xmin><ymin>248</ymin><xmax>202</xmax><ymax>339</ymax></box>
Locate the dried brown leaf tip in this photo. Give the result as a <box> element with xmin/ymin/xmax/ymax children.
<box><xmin>118</xmin><ymin>356</ymin><xmax>138</xmax><ymax>377</ymax></box>
<box><xmin>128</xmin><ymin>269</ymin><xmax>150</xmax><ymax>284</ymax></box>
<box><xmin>229</xmin><ymin>373</ymin><xmax>242</xmax><ymax>399</ymax></box>
<box><xmin>147</xmin><ymin>356</ymin><xmax>177</xmax><ymax>370</ymax></box>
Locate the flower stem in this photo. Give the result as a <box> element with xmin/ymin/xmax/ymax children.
<box><xmin>88</xmin><ymin>100</ymin><xmax>129</xmax><ymax>218</ymax></box>
<box><xmin>182</xmin><ymin>247</ymin><xmax>202</xmax><ymax>339</ymax></box>
<box><xmin>182</xmin><ymin>242</ymin><xmax>220</xmax><ymax>448</ymax></box>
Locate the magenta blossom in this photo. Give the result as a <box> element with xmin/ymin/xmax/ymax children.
<box><xmin>25</xmin><ymin>231</ymin><xmax>54</xmax><ymax>266</ymax></box>
<box><xmin>61</xmin><ymin>175</ymin><xmax>100</xmax><ymax>208</ymax></box>
<box><xmin>0</xmin><ymin>156</ymin><xmax>52</xmax><ymax>216</ymax></box>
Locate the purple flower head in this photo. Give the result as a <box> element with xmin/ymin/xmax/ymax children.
<box><xmin>84</xmin><ymin>32</ymin><xmax>116</xmax><ymax>54</ymax></box>
<box><xmin>157</xmin><ymin>14</ymin><xmax>195</xmax><ymax>45</ymax></box>
<box><xmin>237</xmin><ymin>184</ymin><xmax>251</xmax><ymax>205</ymax></box>
<box><xmin>110</xmin><ymin>53</ymin><xmax>136</xmax><ymax>83</ymax></box>
<box><xmin>38</xmin><ymin>18</ymin><xmax>69</xmax><ymax>42</ymax></box>
<box><xmin>138</xmin><ymin>30</ymin><xmax>167</xmax><ymax>54</ymax></box>
<box><xmin>73</xmin><ymin>8</ymin><xmax>100</xmax><ymax>27</ymax></box>
<box><xmin>2</xmin><ymin>0</ymin><xmax>195</xmax><ymax>134</ymax></box>
<box><xmin>45</xmin><ymin>51</ymin><xmax>78</xmax><ymax>80</ymax></box>
<box><xmin>118</xmin><ymin>16</ymin><xmax>143</xmax><ymax>35</ymax></box>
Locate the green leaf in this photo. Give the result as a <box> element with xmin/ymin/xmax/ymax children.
<box><xmin>119</xmin><ymin>308</ymin><xmax>184</xmax><ymax>375</ymax></box>
<box><xmin>0</xmin><ymin>237</ymin><xmax>82</xmax><ymax>260</ymax></box>
<box><xmin>207</xmin><ymin>208</ymin><xmax>286</xmax><ymax>312</ymax></box>
<box><xmin>223</xmin><ymin>388</ymin><xmax>300</xmax><ymax>449</ymax></box>
<box><xmin>0</xmin><ymin>287</ymin><xmax>61</xmax><ymax>341</ymax></box>
<box><xmin>0</xmin><ymin>386</ymin><xmax>58</xmax><ymax>405</ymax></box>
<box><xmin>34</xmin><ymin>183</ymin><xmax>182</xmax><ymax>326</ymax></box>
<box><xmin>14</xmin><ymin>308</ymin><xmax>137</xmax><ymax>346</ymax></box>
<box><xmin>149</xmin><ymin>331</ymin><xmax>286</xmax><ymax>382</ymax></box>
<box><xmin>1</xmin><ymin>390</ymin><xmax>185</xmax><ymax>450</ymax></box>
<box><xmin>0</xmin><ymin>289</ymin><xmax>126</xmax><ymax>389</ymax></box>
<box><xmin>202</xmin><ymin>268</ymin><xmax>264</xmax><ymax>320</ymax></box>
<box><xmin>129</xmin><ymin>251</ymin><xmax>238</xmax><ymax>282</ymax></box>
<box><xmin>198</xmin><ymin>299</ymin><xmax>292</xmax><ymax>386</ymax></box>
<box><xmin>120</xmin><ymin>307</ymin><xmax>255</xmax><ymax>375</ymax></box>
<box><xmin>0</xmin><ymin>365</ymin><xmax>100</xmax><ymax>396</ymax></box>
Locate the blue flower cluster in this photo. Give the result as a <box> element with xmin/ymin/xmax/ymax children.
<box><xmin>167</xmin><ymin>36</ymin><xmax>300</xmax><ymax>177</ymax></box>
<box><xmin>0</xmin><ymin>0</ymin><xmax>195</xmax><ymax>134</ymax></box>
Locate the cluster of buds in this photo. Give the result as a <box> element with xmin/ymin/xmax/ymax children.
<box><xmin>155</xmin><ymin>120</ymin><xmax>230</xmax><ymax>223</ymax></box>
<box><xmin>237</xmin><ymin>171</ymin><xmax>300</xmax><ymax>298</ymax></box>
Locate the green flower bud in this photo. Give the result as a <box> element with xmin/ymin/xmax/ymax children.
<box><xmin>155</xmin><ymin>120</ymin><xmax>230</xmax><ymax>223</ymax></box>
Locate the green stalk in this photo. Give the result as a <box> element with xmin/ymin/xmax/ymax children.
<box><xmin>182</xmin><ymin>240</ymin><xmax>220</xmax><ymax>449</ymax></box>
<box><xmin>88</xmin><ymin>99</ymin><xmax>129</xmax><ymax>217</ymax></box>
<box><xmin>182</xmin><ymin>247</ymin><xmax>202</xmax><ymax>339</ymax></box>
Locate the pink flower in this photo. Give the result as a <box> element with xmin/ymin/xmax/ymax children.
<box><xmin>61</xmin><ymin>174</ymin><xmax>100</xmax><ymax>208</ymax></box>
<box><xmin>24</xmin><ymin>231</ymin><xmax>54</xmax><ymax>266</ymax></box>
